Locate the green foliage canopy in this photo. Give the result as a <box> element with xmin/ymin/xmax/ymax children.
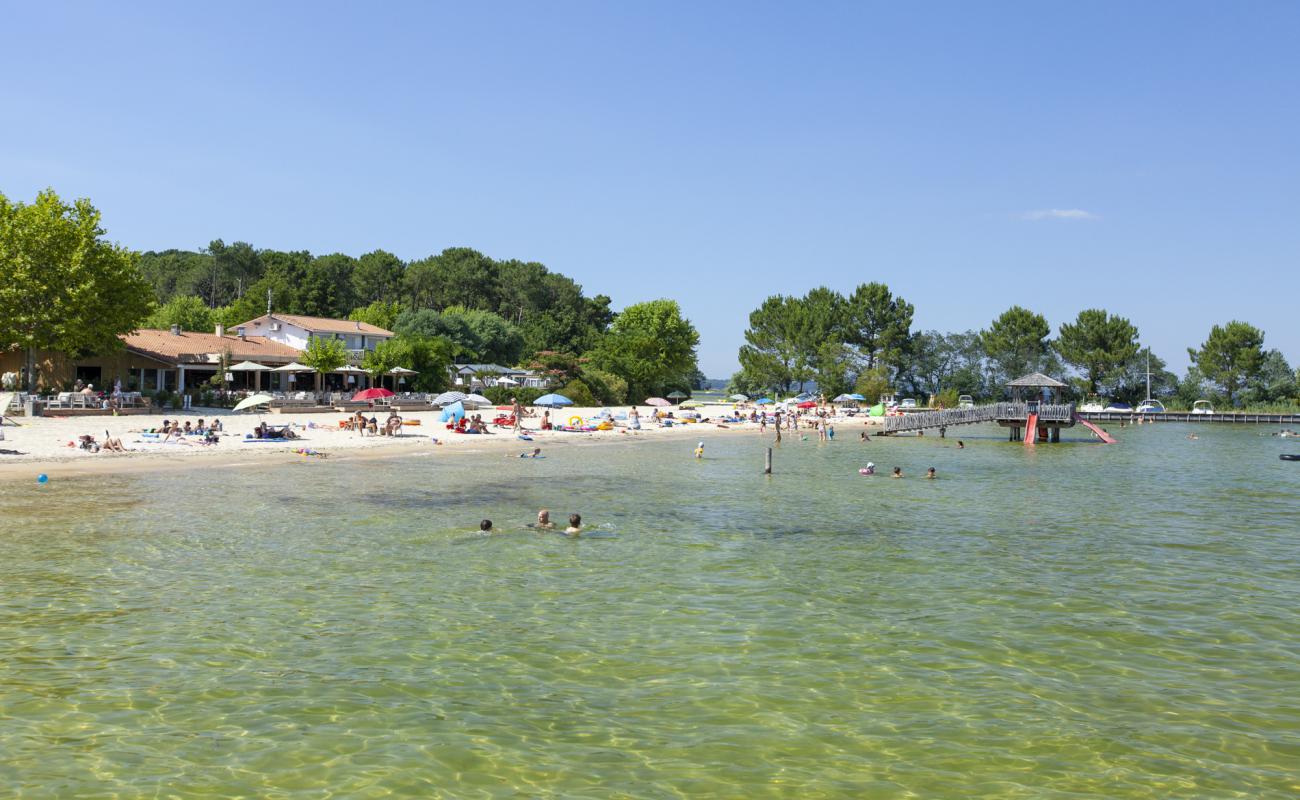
<box><xmin>1056</xmin><ymin>309</ymin><xmax>1140</xmax><ymax>395</ymax></box>
<box><xmin>593</xmin><ymin>299</ymin><xmax>700</xmax><ymax>401</ymax></box>
<box><xmin>0</xmin><ymin>189</ymin><xmax>154</xmax><ymax>391</ymax></box>
<box><xmin>1188</xmin><ymin>321</ymin><xmax>1265</xmax><ymax>405</ymax></box>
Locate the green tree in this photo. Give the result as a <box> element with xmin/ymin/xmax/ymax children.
<box><xmin>1056</xmin><ymin>309</ymin><xmax>1140</xmax><ymax>395</ymax></box>
<box><xmin>136</xmin><ymin>248</ymin><xmax>213</xmax><ymax>302</ymax></box>
<box><xmin>144</xmin><ymin>295</ymin><xmax>216</xmax><ymax>332</ymax></box>
<box><xmin>843</xmin><ymin>282</ymin><xmax>914</xmax><ymax>374</ymax></box>
<box><xmin>594</xmin><ymin>299</ymin><xmax>700</xmax><ymax>401</ymax></box>
<box><xmin>1188</xmin><ymin>321</ymin><xmax>1265</xmax><ymax>406</ymax></box>
<box><xmin>299</xmin><ymin>253</ymin><xmax>359</xmax><ymax>318</ymax></box>
<box><xmin>300</xmin><ymin>335</ymin><xmax>349</xmax><ymax>392</ymax></box>
<box><xmin>349</xmin><ymin>300</ymin><xmax>402</xmax><ymax>332</ymax></box>
<box><xmin>196</xmin><ymin>240</ymin><xmax>263</xmax><ymax>308</ymax></box>
<box><xmin>1243</xmin><ymin>350</ymin><xmax>1296</xmax><ymax>405</ymax></box>
<box><xmin>443</xmin><ymin>307</ymin><xmax>525</xmax><ymax>365</ymax></box>
<box><xmin>981</xmin><ymin>306</ymin><xmax>1052</xmax><ymax>386</ymax></box>
<box><xmin>1113</xmin><ymin>349</ymin><xmax>1178</xmax><ymax>406</ymax></box>
<box><xmin>738</xmin><ymin>295</ymin><xmax>804</xmax><ymax>393</ymax></box>
<box><xmin>559</xmin><ymin>378</ymin><xmax>597</xmax><ymax>407</ymax></box>
<box><xmin>900</xmin><ymin>330</ymin><xmax>987</xmax><ymax>400</ymax></box>
<box><xmin>854</xmin><ymin>366</ymin><xmax>892</xmax><ymax>404</ymax></box>
<box><xmin>580</xmin><ymin>367</ymin><xmax>628</xmax><ymax>405</ymax></box>
<box><xmin>352</xmin><ymin>249</ymin><xmax>406</xmax><ymax>304</ymax></box>
<box><xmin>0</xmin><ymin>189</ymin><xmax>154</xmax><ymax>391</ymax></box>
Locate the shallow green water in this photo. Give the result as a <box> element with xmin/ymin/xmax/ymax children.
<box><xmin>2</xmin><ymin>424</ymin><xmax>1298</xmax><ymax>798</ymax></box>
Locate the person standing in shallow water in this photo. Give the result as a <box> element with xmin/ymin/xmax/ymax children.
<box><xmin>565</xmin><ymin>513</ymin><xmax>582</xmax><ymax>534</ymax></box>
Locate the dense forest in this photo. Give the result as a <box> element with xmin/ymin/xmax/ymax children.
<box><xmin>731</xmin><ymin>284</ymin><xmax>1299</xmax><ymax>410</ymax></box>
<box><xmin>135</xmin><ymin>240</ymin><xmax>702</xmax><ymax>402</ymax></box>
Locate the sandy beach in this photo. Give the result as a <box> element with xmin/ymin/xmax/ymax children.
<box><xmin>0</xmin><ymin>403</ymin><xmax>884</xmax><ymax>481</ymax></box>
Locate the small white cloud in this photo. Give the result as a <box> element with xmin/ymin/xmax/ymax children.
<box><xmin>1021</xmin><ymin>208</ymin><xmax>1098</xmax><ymax>221</ymax></box>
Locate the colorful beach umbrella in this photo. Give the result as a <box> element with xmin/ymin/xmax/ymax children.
<box><xmin>351</xmin><ymin>387</ymin><xmax>394</xmax><ymax>402</ymax></box>
<box><xmin>729</xmin><ymin>394</ymin><xmax>749</xmax><ymax>401</ymax></box>
<box><xmin>666</xmin><ymin>391</ymin><xmax>688</xmax><ymax>400</ymax></box>
<box><xmin>848</xmin><ymin>393</ymin><xmax>866</xmax><ymax>401</ymax></box>
<box><xmin>645</xmin><ymin>397</ymin><xmax>671</xmax><ymax>407</ymax></box>
<box><xmin>756</xmin><ymin>398</ymin><xmax>773</xmax><ymax>405</ymax></box>
<box><xmin>432</xmin><ymin>391</ymin><xmax>468</xmax><ymax>407</ymax></box>
<box><xmin>679</xmin><ymin>399</ymin><xmax>704</xmax><ymax>408</ymax></box>
<box><xmin>463</xmin><ymin>393</ymin><xmax>492</xmax><ymax>408</ymax></box>
<box><xmin>797</xmin><ymin>401</ymin><xmax>817</xmax><ymax>409</ymax></box>
<box><xmin>535</xmin><ymin>393</ymin><xmax>574</xmax><ymax>408</ymax></box>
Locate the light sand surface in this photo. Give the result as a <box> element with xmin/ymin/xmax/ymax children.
<box><xmin>0</xmin><ymin>404</ymin><xmax>883</xmax><ymax>481</ymax></box>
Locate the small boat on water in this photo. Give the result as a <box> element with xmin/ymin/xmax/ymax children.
<box><xmin>1191</xmin><ymin>400</ymin><xmax>1215</xmax><ymax>415</ymax></box>
<box><xmin>1281</xmin><ymin>454</ymin><xmax>1300</xmax><ymax>461</ymax></box>
<box><xmin>1136</xmin><ymin>399</ymin><xmax>1166</xmax><ymax>414</ymax></box>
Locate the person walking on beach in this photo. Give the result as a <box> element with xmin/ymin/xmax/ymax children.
<box><xmin>511</xmin><ymin>397</ymin><xmax>522</xmax><ymax>433</ymax></box>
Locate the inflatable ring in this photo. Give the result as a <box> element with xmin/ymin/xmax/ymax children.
<box><xmin>569</xmin><ymin>416</ymin><xmax>584</xmax><ymax>428</ymax></box>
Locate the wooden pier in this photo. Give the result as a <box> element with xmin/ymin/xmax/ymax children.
<box><xmin>1076</xmin><ymin>411</ymin><xmax>1300</xmax><ymax>425</ymax></box>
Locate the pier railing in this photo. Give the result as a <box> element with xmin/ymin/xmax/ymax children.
<box><xmin>882</xmin><ymin>402</ymin><xmax>1076</xmax><ymax>433</ymax></box>
<box><xmin>883</xmin><ymin>405</ymin><xmax>1000</xmax><ymax>433</ymax></box>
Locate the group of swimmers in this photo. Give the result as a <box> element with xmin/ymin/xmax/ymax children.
<box><xmin>479</xmin><ymin>510</ymin><xmax>584</xmax><ymax>535</ymax></box>
<box><xmin>859</xmin><ymin>462</ymin><xmax>938</xmax><ymax>478</ymax></box>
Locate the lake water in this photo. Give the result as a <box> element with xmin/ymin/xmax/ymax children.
<box><xmin>2</xmin><ymin>423</ymin><xmax>1298</xmax><ymax>798</ymax></box>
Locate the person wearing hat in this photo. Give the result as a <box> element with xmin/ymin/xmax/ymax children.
<box><xmin>694</xmin><ymin>441</ymin><xmax>704</xmax><ymax>459</ymax></box>
<box><xmin>861</xmin><ymin>462</ymin><xmax>876</xmax><ymax>475</ymax></box>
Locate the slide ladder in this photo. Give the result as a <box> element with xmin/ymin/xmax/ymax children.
<box><xmin>1073</xmin><ymin>412</ymin><xmax>1117</xmax><ymax>444</ymax></box>
<box><xmin>1023</xmin><ymin>413</ymin><xmax>1038</xmax><ymax>446</ymax></box>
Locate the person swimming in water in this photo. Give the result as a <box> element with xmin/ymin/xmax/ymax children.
<box><xmin>517</xmin><ymin>447</ymin><xmax>542</xmax><ymax>458</ymax></box>
<box><xmin>956</xmin><ymin>440</ymin><xmax>964</xmax><ymax>449</ymax></box>
<box><xmin>861</xmin><ymin>462</ymin><xmax>875</xmax><ymax>475</ymax></box>
<box><xmin>534</xmin><ymin>509</ymin><xmax>554</xmax><ymax>529</ymax></box>
<box><xmin>892</xmin><ymin>467</ymin><xmax>903</xmax><ymax>478</ymax></box>
<box><xmin>565</xmin><ymin>513</ymin><xmax>582</xmax><ymax>534</ymax></box>
<box><xmin>926</xmin><ymin>467</ymin><xmax>936</xmax><ymax>479</ymax></box>
<box><xmin>479</xmin><ymin>519</ymin><xmax>493</xmax><ymax>532</ymax></box>
<box><xmin>694</xmin><ymin>441</ymin><xmax>704</xmax><ymax>458</ymax></box>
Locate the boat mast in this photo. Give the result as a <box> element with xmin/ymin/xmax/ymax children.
<box><xmin>1145</xmin><ymin>349</ymin><xmax>1152</xmax><ymax>402</ymax></box>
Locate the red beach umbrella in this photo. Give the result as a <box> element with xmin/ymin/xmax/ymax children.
<box><xmin>351</xmin><ymin>387</ymin><xmax>395</xmax><ymax>401</ymax></box>
<box><xmin>797</xmin><ymin>401</ymin><xmax>817</xmax><ymax>409</ymax></box>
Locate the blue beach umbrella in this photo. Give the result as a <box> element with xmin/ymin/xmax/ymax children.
<box><xmin>534</xmin><ymin>393</ymin><xmax>574</xmax><ymax>408</ymax></box>
<box><xmin>439</xmin><ymin>401</ymin><xmax>465</xmax><ymax>423</ymax></box>
<box><xmin>756</xmin><ymin>397</ymin><xmax>773</xmax><ymax>405</ymax></box>
<box><xmin>848</xmin><ymin>393</ymin><xmax>866</xmax><ymax>401</ymax></box>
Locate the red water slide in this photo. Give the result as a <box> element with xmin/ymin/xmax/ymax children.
<box><xmin>1023</xmin><ymin>413</ymin><xmax>1038</xmax><ymax>445</ymax></box>
<box><xmin>1073</xmin><ymin>412</ymin><xmax>1117</xmax><ymax>444</ymax></box>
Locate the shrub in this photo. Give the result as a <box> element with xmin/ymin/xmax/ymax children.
<box><xmin>482</xmin><ymin>386</ymin><xmax>544</xmax><ymax>406</ymax></box>
<box><xmin>559</xmin><ymin>379</ymin><xmax>597</xmax><ymax>407</ymax></box>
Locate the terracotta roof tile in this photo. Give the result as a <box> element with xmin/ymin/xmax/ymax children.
<box><xmin>121</xmin><ymin>329</ymin><xmax>301</xmax><ymax>365</ymax></box>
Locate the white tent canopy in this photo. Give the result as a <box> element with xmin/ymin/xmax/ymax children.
<box><xmin>273</xmin><ymin>362</ymin><xmax>313</xmax><ymax>372</ymax></box>
<box><xmin>229</xmin><ymin>361</ymin><xmax>269</xmax><ymax>371</ymax></box>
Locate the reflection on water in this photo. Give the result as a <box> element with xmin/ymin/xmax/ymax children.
<box><xmin>2</xmin><ymin>423</ymin><xmax>1298</xmax><ymax>797</ymax></box>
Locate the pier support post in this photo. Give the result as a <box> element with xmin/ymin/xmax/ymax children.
<box><xmin>1051</xmin><ymin>427</ymin><xmax>1060</xmax><ymax>443</ymax></box>
<box><xmin>764</xmin><ymin>447</ymin><xmax>772</xmax><ymax>475</ymax></box>
<box><xmin>939</xmin><ymin>426</ymin><xmax>946</xmax><ymax>438</ymax></box>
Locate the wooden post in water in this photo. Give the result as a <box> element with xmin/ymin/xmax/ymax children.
<box><xmin>764</xmin><ymin>447</ymin><xmax>772</xmax><ymax>475</ymax></box>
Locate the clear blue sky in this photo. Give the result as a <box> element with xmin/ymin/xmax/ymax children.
<box><xmin>3</xmin><ymin>1</ymin><xmax>1297</xmax><ymax>377</ymax></box>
